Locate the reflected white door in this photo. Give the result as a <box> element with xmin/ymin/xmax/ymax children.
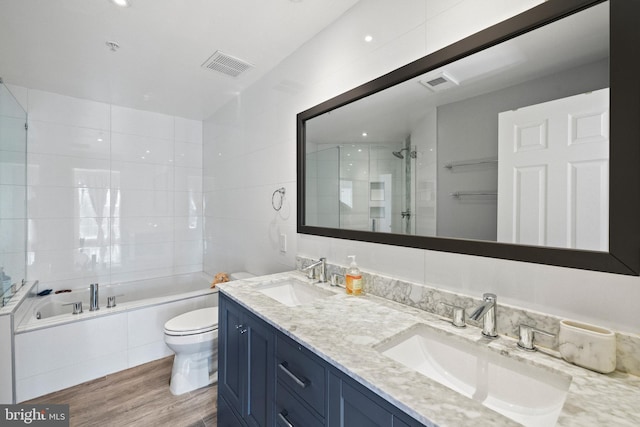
<box><xmin>497</xmin><ymin>89</ymin><xmax>609</xmax><ymax>250</ymax></box>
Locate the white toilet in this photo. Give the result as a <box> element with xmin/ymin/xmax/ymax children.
<box><xmin>163</xmin><ymin>272</ymin><xmax>254</xmax><ymax>395</ymax></box>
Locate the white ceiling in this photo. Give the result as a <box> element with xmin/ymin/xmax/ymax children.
<box><xmin>0</xmin><ymin>0</ymin><xmax>359</xmax><ymax>120</ymax></box>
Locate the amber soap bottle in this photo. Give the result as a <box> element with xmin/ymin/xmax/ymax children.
<box><xmin>345</xmin><ymin>255</ymin><xmax>363</xmax><ymax>295</ymax></box>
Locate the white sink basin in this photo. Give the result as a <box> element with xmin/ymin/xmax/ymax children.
<box><xmin>376</xmin><ymin>324</ymin><xmax>571</xmax><ymax>427</ymax></box>
<box><xmin>257</xmin><ymin>279</ymin><xmax>334</xmax><ymax>307</ymax></box>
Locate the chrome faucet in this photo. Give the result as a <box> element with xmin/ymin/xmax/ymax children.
<box><xmin>63</xmin><ymin>301</ymin><xmax>84</xmax><ymax>315</ymax></box>
<box><xmin>469</xmin><ymin>293</ymin><xmax>498</xmax><ymax>338</ymax></box>
<box><xmin>302</xmin><ymin>258</ymin><xmax>327</xmax><ymax>283</ymax></box>
<box><xmin>440</xmin><ymin>302</ymin><xmax>466</xmax><ymax>328</ymax></box>
<box><xmin>89</xmin><ymin>283</ymin><xmax>99</xmax><ymax>311</ymax></box>
<box><xmin>517</xmin><ymin>324</ymin><xmax>554</xmax><ymax>352</ymax></box>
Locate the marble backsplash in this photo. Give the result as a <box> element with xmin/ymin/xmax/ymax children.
<box><xmin>297</xmin><ymin>256</ymin><xmax>640</xmax><ymax>377</ymax></box>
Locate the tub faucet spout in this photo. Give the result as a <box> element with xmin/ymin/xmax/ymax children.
<box><xmin>469</xmin><ymin>293</ymin><xmax>497</xmax><ymax>338</ymax></box>
<box><xmin>90</xmin><ymin>283</ymin><xmax>99</xmax><ymax>311</ymax></box>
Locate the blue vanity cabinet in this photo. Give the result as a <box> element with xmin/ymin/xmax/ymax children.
<box><xmin>219</xmin><ymin>291</ymin><xmax>424</xmax><ymax>427</ymax></box>
<box><xmin>275</xmin><ymin>333</ymin><xmax>327</xmax><ymax>426</ymax></box>
<box><xmin>275</xmin><ymin>382</ymin><xmax>324</xmax><ymax>427</ymax></box>
<box><xmin>275</xmin><ymin>331</ymin><xmax>423</xmax><ymax>427</ymax></box>
<box><xmin>219</xmin><ymin>293</ymin><xmax>243</xmax><ymax>420</ymax></box>
<box><xmin>327</xmin><ymin>370</ymin><xmax>424</xmax><ymax>427</ymax></box>
<box><xmin>218</xmin><ymin>293</ymin><xmax>276</xmax><ymax>427</ymax></box>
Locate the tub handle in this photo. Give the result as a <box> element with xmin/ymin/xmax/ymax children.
<box><xmin>107</xmin><ymin>294</ymin><xmax>124</xmax><ymax>308</ymax></box>
<box><xmin>62</xmin><ymin>301</ymin><xmax>83</xmax><ymax>315</ymax></box>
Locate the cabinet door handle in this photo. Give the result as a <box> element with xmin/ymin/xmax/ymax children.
<box><xmin>240</xmin><ymin>328</ymin><xmax>247</xmax><ymax>334</ymax></box>
<box><xmin>278</xmin><ymin>362</ymin><xmax>309</xmax><ymax>389</ymax></box>
<box><xmin>277</xmin><ymin>410</ymin><xmax>294</xmax><ymax>427</ymax></box>
<box><xmin>235</xmin><ymin>324</ymin><xmax>243</xmax><ymax>329</ymax></box>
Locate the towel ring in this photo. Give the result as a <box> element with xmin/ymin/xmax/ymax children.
<box><xmin>272</xmin><ymin>187</ymin><xmax>286</xmax><ymax>211</ymax></box>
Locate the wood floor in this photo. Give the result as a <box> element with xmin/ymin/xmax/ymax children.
<box><xmin>25</xmin><ymin>356</ymin><xmax>217</xmax><ymax>427</ymax></box>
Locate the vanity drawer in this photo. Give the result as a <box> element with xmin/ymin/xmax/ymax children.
<box><xmin>276</xmin><ymin>382</ymin><xmax>323</xmax><ymax>427</ymax></box>
<box><xmin>276</xmin><ymin>334</ymin><xmax>326</xmax><ymax>417</ymax></box>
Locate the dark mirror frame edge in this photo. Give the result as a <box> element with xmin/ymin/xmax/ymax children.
<box><xmin>297</xmin><ymin>0</ymin><xmax>640</xmax><ymax>276</ymax></box>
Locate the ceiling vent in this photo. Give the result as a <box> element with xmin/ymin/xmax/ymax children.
<box><xmin>419</xmin><ymin>71</ymin><xmax>459</xmax><ymax>92</ymax></box>
<box><xmin>201</xmin><ymin>50</ymin><xmax>253</xmax><ymax>78</ymax></box>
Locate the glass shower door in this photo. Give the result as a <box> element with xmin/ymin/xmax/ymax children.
<box><xmin>0</xmin><ymin>80</ymin><xmax>27</xmax><ymax>305</ymax></box>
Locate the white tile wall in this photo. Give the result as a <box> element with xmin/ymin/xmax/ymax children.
<box><xmin>111</xmin><ymin>133</ymin><xmax>173</xmax><ymax>165</ymax></box>
<box><xmin>24</xmin><ymin>89</ymin><xmax>203</xmax><ymax>290</ymax></box>
<box><xmin>203</xmin><ymin>0</ymin><xmax>640</xmax><ymax>332</ymax></box>
<box><xmin>27</xmin><ymin>121</ymin><xmax>110</xmax><ymax>160</ymax></box>
<box><xmin>111</xmin><ymin>105</ymin><xmax>174</xmax><ymax>139</ymax></box>
<box><xmin>173</xmin><ymin>115</ymin><xmax>203</xmax><ymax>277</ymax></box>
<box><xmin>28</xmin><ymin>90</ymin><xmax>110</xmax><ymax>130</ymax></box>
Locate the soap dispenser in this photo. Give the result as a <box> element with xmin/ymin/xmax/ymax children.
<box><xmin>345</xmin><ymin>255</ymin><xmax>363</xmax><ymax>295</ymax></box>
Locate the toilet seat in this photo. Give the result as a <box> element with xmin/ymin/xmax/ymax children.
<box><xmin>164</xmin><ymin>307</ymin><xmax>219</xmax><ymax>336</ymax></box>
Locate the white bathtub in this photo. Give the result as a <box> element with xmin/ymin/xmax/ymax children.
<box><xmin>21</xmin><ymin>273</ymin><xmax>215</xmax><ymax>327</ymax></box>
<box><xmin>14</xmin><ymin>272</ymin><xmax>218</xmax><ymax>401</ymax></box>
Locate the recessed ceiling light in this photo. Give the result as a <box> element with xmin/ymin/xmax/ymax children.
<box><xmin>362</xmin><ymin>132</ymin><xmax>368</xmax><ymax>137</ymax></box>
<box><xmin>110</xmin><ymin>0</ymin><xmax>132</xmax><ymax>7</ymax></box>
<box><xmin>364</xmin><ymin>35</ymin><xmax>373</xmax><ymax>43</ymax></box>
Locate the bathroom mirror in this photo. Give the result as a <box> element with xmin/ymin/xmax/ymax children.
<box><xmin>297</xmin><ymin>0</ymin><xmax>640</xmax><ymax>275</ymax></box>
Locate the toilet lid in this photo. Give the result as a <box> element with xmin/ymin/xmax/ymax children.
<box><xmin>164</xmin><ymin>307</ymin><xmax>219</xmax><ymax>335</ymax></box>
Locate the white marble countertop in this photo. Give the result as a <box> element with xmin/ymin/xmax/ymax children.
<box><xmin>218</xmin><ymin>271</ymin><xmax>640</xmax><ymax>427</ymax></box>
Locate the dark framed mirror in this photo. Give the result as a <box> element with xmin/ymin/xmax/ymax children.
<box><xmin>297</xmin><ymin>0</ymin><xmax>640</xmax><ymax>275</ymax></box>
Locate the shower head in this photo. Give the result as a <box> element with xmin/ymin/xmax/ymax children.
<box><xmin>392</xmin><ymin>148</ymin><xmax>417</xmax><ymax>159</ymax></box>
